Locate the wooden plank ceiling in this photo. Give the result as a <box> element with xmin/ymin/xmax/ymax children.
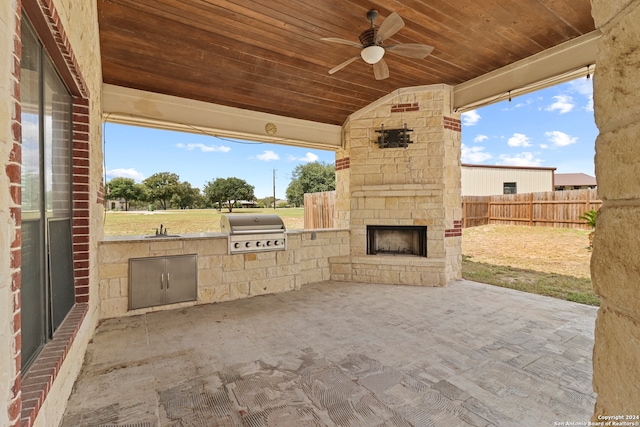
<box><xmin>97</xmin><ymin>0</ymin><xmax>594</xmax><ymax>126</ymax></box>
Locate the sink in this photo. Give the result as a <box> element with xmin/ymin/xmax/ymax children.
<box><xmin>144</xmin><ymin>234</ymin><xmax>181</xmax><ymax>239</ymax></box>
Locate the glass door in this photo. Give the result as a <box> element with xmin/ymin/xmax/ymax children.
<box><xmin>20</xmin><ymin>17</ymin><xmax>74</xmax><ymax>371</ymax></box>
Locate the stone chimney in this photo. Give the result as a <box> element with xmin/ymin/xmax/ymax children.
<box><xmin>331</xmin><ymin>85</ymin><xmax>462</xmax><ymax>286</ymax></box>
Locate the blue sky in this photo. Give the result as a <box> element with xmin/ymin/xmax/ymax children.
<box><xmin>104</xmin><ymin>77</ymin><xmax>596</xmax><ymax>199</ymax></box>
<box><xmin>460</xmin><ymin>77</ymin><xmax>596</xmax><ymax>174</ymax></box>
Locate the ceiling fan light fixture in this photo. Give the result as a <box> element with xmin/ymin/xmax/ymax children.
<box><xmin>361</xmin><ymin>45</ymin><xmax>385</xmax><ymax>64</ymax></box>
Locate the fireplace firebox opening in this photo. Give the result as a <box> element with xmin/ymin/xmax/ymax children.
<box><xmin>367</xmin><ymin>225</ymin><xmax>427</xmax><ymax>257</ymax></box>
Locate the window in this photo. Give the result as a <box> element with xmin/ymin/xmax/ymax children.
<box><xmin>503</xmin><ymin>182</ymin><xmax>517</xmax><ymax>194</ymax></box>
<box><xmin>20</xmin><ymin>17</ymin><xmax>75</xmax><ymax>372</ymax></box>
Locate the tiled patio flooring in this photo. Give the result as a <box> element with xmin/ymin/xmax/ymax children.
<box><xmin>61</xmin><ymin>280</ymin><xmax>597</xmax><ymax>427</ymax></box>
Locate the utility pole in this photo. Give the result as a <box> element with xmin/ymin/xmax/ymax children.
<box><xmin>273</xmin><ymin>169</ymin><xmax>276</xmax><ymax>209</ymax></box>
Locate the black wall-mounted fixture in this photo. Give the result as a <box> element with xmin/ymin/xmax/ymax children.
<box><xmin>375</xmin><ymin>124</ymin><xmax>413</xmax><ymax>148</ymax></box>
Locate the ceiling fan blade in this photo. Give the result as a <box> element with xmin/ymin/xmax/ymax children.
<box><xmin>385</xmin><ymin>43</ymin><xmax>434</xmax><ymax>59</ymax></box>
<box><xmin>373</xmin><ymin>58</ymin><xmax>389</xmax><ymax>80</ymax></box>
<box><xmin>329</xmin><ymin>56</ymin><xmax>361</xmax><ymax>75</ymax></box>
<box><xmin>321</xmin><ymin>37</ymin><xmax>364</xmax><ymax>49</ymax></box>
<box><xmin>376</xmin><ymin>12</ymin><xmax>405</xmax><ymax>42</ymax></box>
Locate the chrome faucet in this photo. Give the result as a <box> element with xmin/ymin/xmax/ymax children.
<box><xmin>156</xmin><ymin>224</ymin><xmax>168</xmax><ymax>235</ymax></box>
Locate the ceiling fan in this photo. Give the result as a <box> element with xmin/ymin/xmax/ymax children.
<box><xmin>322</xmin><ymin>10</ymin><xmax>434</xmax><ymax>80</ymax></box>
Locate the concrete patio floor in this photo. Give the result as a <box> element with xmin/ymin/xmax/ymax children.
<box><xmin>61</xmin><ymin>280</ymin><xmax>597</xmax><ymax>427</ymax></box>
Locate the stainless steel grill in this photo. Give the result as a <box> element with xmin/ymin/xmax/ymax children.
<box><xmin>221</xmin><ymin>214</ymin><xmax>286</xmax><ymax>254</ymax></box>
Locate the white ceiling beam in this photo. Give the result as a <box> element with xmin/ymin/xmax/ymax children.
<box><xmin>453</xmin><ymin>30</ymin><xmax>601</xmax><ymax>113</ymax></box>
<box><xmin>102</xmin><ymin>84</ymin><xmax>343</xmax><ymax>151</ymax></box>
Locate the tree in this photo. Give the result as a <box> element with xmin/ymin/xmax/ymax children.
<box><xmin>107</xmin><ymin>177</ymin><xmax>145</xmax><ymax>211</ymax></box>
<box><xmin>258</xmin><ymin>196</ymin><xmax>276</xmax><ymax>209</ymax></box>
<box><xmin>171</xmin><ymin>181</ymin><xmax>203</xmax><ymax>209</ymax></box>
<box><xmin>143</xmin><ymin>172</ymin><xmax>180</xmax><ymax>210</ymax></box>
<box><xmin>203</xmin><ymin>177</ymin><xmax>255</xmax><ymax>212</ymax></box>
<box><xmin>285</xmin><ymin>161</ymin><xmax>335</xmax><ymax>207</ymax></box>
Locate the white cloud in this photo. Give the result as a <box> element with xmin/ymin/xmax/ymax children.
<box><xmin>106</xmin><ymin>168</ymin><xmax>145</xmax><ymax>182</ymax></box>
<box><xmin>514</xmin><ymin>98</ymin><xmax>534</xmax><ymax>108</ymax></box>
<box><xmin>545</xmin><ymin>95</ymin><xmax>575</xmax><ymax>114</ymax></box>
<box><xmin>585</xmin><ymin>97</ymin><xmax>594</xmax><ymax>112</ymax></box>
<box><xmin>498</xmin><ymin>152</ymin><xmax>543</xmax><ymax>167</ymax></box>
<box><xmin>507</xmin><ymin>133</ymin><xmax>531</xmax><ymax>147</ymax></box>
<box><xmin>540</xmin><ymin>144</ymin><xmax>549</xmax><ymax>149</ymax></box>
<box><xmin>473</xmin><ymin>134</ymin><xmax>488</xmax><ymax>143</ymax></box>
<box><xmin>461</xmin><ymin>144</ymin><xmax>492</xmax><ymax>163</ymax></box>
<box><xmin>176</xmin><ymin>142</ymin><xmax>231</xmax><ymax>153</ymax></box>
<box><xmin>568</xmin><ymin>78</ymin><xmax>593</xmax><ymax>97</ymax></box>
<box><xmin>462</xmin><ymin>110</ymin><xmax>481</xmax><ymax>126</ymax></box>
<box><xmin>300</xmin><ymin>152</ymin><xmax>319</xmax><ymax>162</ymax></box>
<box><xmin>545</xmin><ymin>130</ymin><xmax>577</xmax><ymax>147</ymax></box>
<box><xmin>568</xmin><ymin>78</ymin><xmax>594</xmax><ymax>112</ymax></box>
<box><xmin>256</xmin><ymin>150</ymin><xmax>280</xmax><ymax>161</ymax></box>
<box><xmin>287</xmin><ymin>152</ymin><xmax>319</xmax><ymax>163</ymax></box>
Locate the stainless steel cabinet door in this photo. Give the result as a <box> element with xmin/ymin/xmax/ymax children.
<box><xmin>129</xmin><ymin>255</ymin><xmax>198</xmax><ymax>310</ymax></box>
<box><xmin>130</xmin><ymin>257</ymin><xmax>166</xmax><ymax>310</ymax></box>
<box><xmin>165</xmin><ymin>255</ymin><xmax>198</xmax><ymax>304</ymax></box>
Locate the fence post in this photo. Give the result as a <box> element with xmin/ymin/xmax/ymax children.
<box><xmin>585</xmin><ymin>190</ymin><xmax>590</xmax><ymax>213</ymax></box>
<box><xmin>529</xmin><ymin>193</ymin><xmax>534</xmax><ymax>226</ymax></box>
<box><xmin>462</xmin><ymin>200</ymin><xmax>467</xmax><ymax>228</ymax></box>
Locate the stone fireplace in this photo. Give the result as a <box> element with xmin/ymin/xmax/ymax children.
<box><xmin>367</xmin><ymin>225</ymin><xmax>427</xmax><ymax>257</ymax></box>
<box><xmin>330</xmin><ymin>84</ymin><xmax>462</xmax><ymax>286</ymax></box>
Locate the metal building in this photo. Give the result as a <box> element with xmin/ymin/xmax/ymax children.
<box><xmin>461</xmin><ymin>164</ymin><xmax>556</xmax><ymax>196</ymax></box>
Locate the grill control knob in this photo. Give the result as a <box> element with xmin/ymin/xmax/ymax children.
<box><xmin>266</xmin><ymin>241</ymin><xmax>272</xmax><ymax>246</ymax></box>
<box><xmin>274</xmin><ymin>240</ymin><xmax>280</xmax><ymax>246</ymax></box>
<box><xmin>245</xmin><ymin>242</ymin><xmax>251</xmax><ymax>247</ymax></box>
<box><xmin>234</xmin><ymin>242</ymin><xmax>240</xmax><ymax>248</ymax></box>
<box><xmin>256</xmin><ymin>241</ymin><xmax>261</xmax><ymax>247</ymax></box>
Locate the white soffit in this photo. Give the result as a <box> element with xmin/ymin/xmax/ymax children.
<box><xmin>453</xmin><ymin>30</ymin><xmax>601</xmax><ymax>113</ymax></box>
<box><xmin>102</xmin><ymin>84</ymin><xmax>343</xmax><ymax>151</ymax></box>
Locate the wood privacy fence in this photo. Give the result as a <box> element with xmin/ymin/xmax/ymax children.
<box><xmin>462</xmin><ymin>189</ymin><xmax>601</xmax><ymax>229</ymax></box>
<box><xmin>304</xmin><ymin>189</ymin><xmax>600</xmax><ymax>230</ymax></box>
<box><xmin>304</xmin><ymin>191</ymin><xmax>335</xmax><ymax>229</ymax></box>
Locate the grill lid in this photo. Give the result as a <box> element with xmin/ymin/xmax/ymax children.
<box><xmin>220</xmin><ymin>214</ymin><xmax>286</xmax><ymax>235</ymax></box>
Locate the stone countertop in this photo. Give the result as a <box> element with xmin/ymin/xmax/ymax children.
<box><xmin>100</xmin><ymin>232</ymin><xmax>227</xmax><ymax>243</ymax></box>
<box><xmin>99</xmin><ymin>229</ymin><xmax>317</xmax><ymax>244</ymax></box>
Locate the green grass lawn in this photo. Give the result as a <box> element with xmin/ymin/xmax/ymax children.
<box><xmin>103</xmin><ymin>208</ymin><xmax>305</xmax><ymax>236</ymax></box>
<box><xmin>462</xmin><ymin>255</ymin><xmax>598</xmax><ymax>306</ymax></box>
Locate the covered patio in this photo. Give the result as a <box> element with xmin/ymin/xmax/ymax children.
<box><xmin>3</xmin><ymin>1</ymin><xmax>640</xmax><ymax>426</ymax></box>
<box><xmin>61</xmin><ymin>280</ymin><xmax>596</xmax><ymax>426</ymax></box>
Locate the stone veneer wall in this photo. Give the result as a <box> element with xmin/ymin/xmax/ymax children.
<box><xmin>98</xmin><ymin>230</ymin><xmax>349</xmax><ymax>318</ymax></box>
<box><xmin>1</xmin><ymin>2</ymin><xmax>20</xmax><ymax>426</ymax></box>
<box><xmin>333</xmin><ymin>85</ymin><xmax>462</xmax><ymax>286</ymax></box>
<box><xmin>590</xmin><ymin>0</ymin><xmax>640</xmax><ymax>417</ymax></box>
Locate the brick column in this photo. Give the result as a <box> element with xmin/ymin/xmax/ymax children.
<box><xmin>590</xmin><ymin>0</ymin><xmax>640</xmax><ymax>417</ymax></box>
<box><xmin>72</xmin><ymin>97</ymin><xmax>90</xmax><ymax>303</ymax></box>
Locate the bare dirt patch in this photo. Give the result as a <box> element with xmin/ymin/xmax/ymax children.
<box><xmin>462</xmin><ymin>224</ymin><xmax>592</xmax><ymax>279</ymax></box>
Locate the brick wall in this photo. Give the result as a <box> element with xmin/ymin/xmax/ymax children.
<box><xmin>12</xmin><ymin>0</ymin><xmax>93</xmax><ymax>425</ymax></box>
<box><xmin>72</xmin><ymin>97</ymin><xmax>90</xmax><ymax>303</ymax></box>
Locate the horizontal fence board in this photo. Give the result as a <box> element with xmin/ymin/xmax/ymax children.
<box><xmin>462</xmin><ymin>189</ymin><xmax>600</xmax><ymax>229</ymax></box>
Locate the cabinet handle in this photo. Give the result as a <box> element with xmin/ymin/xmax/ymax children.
<box><xmin>161</xmin><ymin>273</ymin><xmax>164</xmax><ymax>289</ymax></box>
<box><xmin>167</xmin><ymin>272</ymin><xmax>170</xmax><ymax>289</ymax></box>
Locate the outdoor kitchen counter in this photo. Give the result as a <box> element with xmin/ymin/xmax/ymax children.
<box><xmin>99</xmin><ymin>229</ymin><xmax>311</xmax><ymax>242</ymax></box>
<box><xmin>97</xmin><ymin>229</ymin><xmax>351</xmax><ymax>319</ymax></box>
<box><xmin>100</xmin><ymin>232</ymin><xmax>227</xmax><ymax>242</ymax></box>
